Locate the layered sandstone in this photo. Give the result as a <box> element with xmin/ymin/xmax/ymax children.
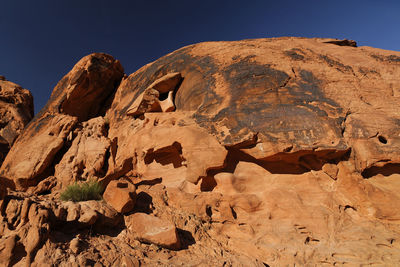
<box><xmin>1</xmin><ymin>37</ymin><xmax>400</xmax><ymax>266</ymax></box>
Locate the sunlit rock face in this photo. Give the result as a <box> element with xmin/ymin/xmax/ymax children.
<box><xmin>0</xmin><ymin>53</ymin><xmax>123</xmax><ymax>189</ymax></box>
<box><xmin>0</xmin><ymin>77</ymin><xmax>33</xmax><ymax>166</ymax></box>
<box><xmin>2</xmin><ymin>37</ymin><xmax>400</xmax><ymax>266</ymax></box>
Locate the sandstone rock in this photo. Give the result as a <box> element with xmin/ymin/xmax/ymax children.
<box><xmin>120</xmin><ymin>255</ymin><xmax>140</xmax><ymax>267</ymax></box>
<box><xmin>323</xmin><ymin>38</ymin><xmax>357</xmax><ymax>47</ymax></box>
<box><xmin>103</xmin><ymin>179</ymin><xmax>136</xmax><ymax>213</ymax></box>
<box><xmin>322</xmin><ymin>163</ymin><xmax>339</xmax><ymax>180</ymax></box>
<box><xmin>0</xmin><ymin>234</ymin><xmax>18</xmax><ymax>267</ymax></box>
<box><xmin>213</xmin><ymin>162</ymin><xmax>273</xmax><ymax>195</ymax></box>
<box><xmin>27</xmin><ymin>176</ymin><xmax>58</xmax><ymax>195</ymax></box>
<box><xmin>214</xmin><ymin>172</ymin><xmax>238</xmax><ymax>195</ymax></box>
<box><xmin>55</xmin><ymin>117</ymin><xmax>111</xmax><ymax>187</ymax></box>
<box><xmin>110</xmin><ymin>255</ymin><xmax>140</xmax><ymax>267</ymax></box>
<box><xmin>95</xmin><ymin>207</ymin><xmax>123</xmax><ymax>231</ymax></box>
<box><xmin>126</xmin><ymin>72</ymin><xmax>181</xmax><ymax>117</ymax></box>
<box><xmin>0</xmin><ymin>114</ymin><xmax>77</xmax><ymax>189</ymax></box>
<box><xmin>5</xmin><ymin>199</ymin><xmax>21</xmax><ymax>226</ymax></box>
<box><xmin>112</xmin><ymin>37</ymin><xmax>400</xmax><ymax>177</ymax></box>
<box><xmin>0</xmin><ymin>53</ymin><xmax>123</xmax><ymax>190</ymax></box>
<box><xmin>0</xmin><ymin>192</ymin><xmax>123</xmax><ymax>265</ymax></box>
<box><xmin>56</xmin><ymin>200</ymin><xmax>122</xmax><ymax>231</ymax></box>
<box><xmin>106</xmin><ymin>114</ymin><xmax>227</xmax><ymax>187</ymax></box>
<box><xmin>65</xmin><ymin>201</ymin><xmax>81</xmax><ymax>221</ymax></box>
<box><xmin>78</xmin><ymin>204</ymin><xmax>98</xmax><ymax>225</ymax></box>
<box><xmin>19</xmin><ymin>198</ymin><xmax>31</xmax><ymax>226</ymax></box>
<box><xmin>126</xmin><ymin>88</ymin><xmax>162</xmax><ymax>117</ymax></box>
<box><xmin>2</xmin><ymin>37</ymin><xmax>400</xmax><ymax>265</ymax></box>
<box><xmin>159</xmin><ymin>90</ymin><xmax>175</xmax><ymax>112</ymax></box>
<box><xmin>232</xmin><ymin>161</ymin><xmax>272</xmax><ymax>193</ymax></box>
<box><xmin>149</xmin><ymin>72</ymin><xmax>182</xmax><ymax>93</ymax></box>
<box><xmin>126</xmin><ymin>213</ymin><xmax>180</xmax><ymax>250</ymax></box>
<box><xmin>26</xmin><ymin>226</ymin><xmax>42</xmax><ymax>263</ymax></box>
<box><xmin>81</xmin><ymin>200</ymin><xmax>123</xmax><ymax>229</ymax></box>
<box><xmin>54</xmin><ymin>53</ymin><xmax>124</xmax><ymax>122</ymax></box>
<box><xmin>105</xmin><ymin>37</ymin><xmax>400</xmax><ymax>265</ymax></box>
<box><xmin>0</xmin><ymin>78</ymin><xmax>33</xmax><ymax>165</ymax></box>
<box><xmin>69</xmin><ymin>237</ymin><xmax>81</xmax><ymax>254</ymax></box>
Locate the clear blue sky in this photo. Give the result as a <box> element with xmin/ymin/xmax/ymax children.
<box><xmin>1</xmin><ymin>0</ymin><xmax>399</xmax><ymax>113</ymax></box>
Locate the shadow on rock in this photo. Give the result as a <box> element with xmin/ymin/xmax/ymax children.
<box><xmin>131</xmin><ymin>192</ymin><xmax>153</xmax><ymax>214</ymax></box>
<box><xmin>177</xmin><ymin>228</ymin><xmax>196</xmax><ymax>249</ymax></box>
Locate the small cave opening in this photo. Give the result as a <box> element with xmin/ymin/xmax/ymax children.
<box><xmin>378</xmin><ymin>135</ymin><xmax>388</xmax><ymax>144</ymax></box>
<box><xmin>205</xmin><ymin>205</ymin><xmax>213</xmax><ymax>217</ymax></box>
<box><xmin>361</xmin><ymin>163</ymin><xmax>400</xmax><ymax>178</ymax></box>
<box><xmin>158</xmin><ymin>91</ymin><xmax>170</xmax><ymax>101</ymax></box>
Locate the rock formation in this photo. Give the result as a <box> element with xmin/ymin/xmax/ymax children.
<box><xmin>0</xmin><ymin>53</ymin><xmax>123</xmax><ymax>190</ymax></box>
<box><xmin>103</xmin><ymin>179</ymin><xmax>136</xmax><ymax>213</ymax></box>
<box><xmin>0</xmin><ymin>76</ymin><xmax>33</xmax><ymax>166</ymax></box>
<box><xmin>1</xmin><ymin>37</ymin><xmax>400</xmax><ymax>265</ymax></box>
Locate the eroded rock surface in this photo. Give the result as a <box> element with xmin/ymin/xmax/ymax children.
<box><xmin>0</xmin><ymin>77</ymin><xmax>33</xmax><ymax>166</ymax></box>
<box><xmin>126</xmin><ymin>212</ymin><xmax>180</xmax><ymax>250</ymax></box>
<box><xmin>103</xmin><ymin>179</ymin><xmax>136</xmax><ymax>213</ymax></box>
<box><xmin>0</xmin><ymin>53</ymin><xmax>123</xmax><ymax>190</ymax></box>
<box><xmin>0</xmin><ymin>192</ymin><xmax>122</xmax><ymax>266</ymax></box>
<box><xmin>126</xmin><ymin>72</ymin><xmax>181</xmax><ymax>117</ymax></box>
<box><xmin>1</xmin><ymin>114</ymin><xmax>77</xmax><ymax>189</ymax></box>
<box><xmin>55</xmin><ymin>116</ymin><xmax>111</xmax><ymax>188</ymax></box>
<box><xmin>2</xmin><ymin>37</ymin><xmax>400</xmax><ymax>265</ymax></box>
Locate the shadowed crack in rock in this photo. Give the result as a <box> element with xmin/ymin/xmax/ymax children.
<box><xmin>361</xmin><ymin>163</ymin><xmax>400</xmax><ymax>178</ymax></box>
<box><xmin>207</xmin><ymin>147</ymin><xmax>351</xmax><ymax>177</ymax></box>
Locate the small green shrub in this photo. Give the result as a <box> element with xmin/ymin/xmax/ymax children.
<box><xmin>104</xmin><ymin>116</ymin><xmax>110</xmax><ymax>126</ymax></box>
<box><xmin>60</xmin><ymin>180</ymin><xmax>103</xmax><ymax>202</ymax></box>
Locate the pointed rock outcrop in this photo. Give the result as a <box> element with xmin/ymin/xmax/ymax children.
<box><xmin>0</xmin><ymin>53</ymin><xmax>123</xmax><ymax>190</ymax></box>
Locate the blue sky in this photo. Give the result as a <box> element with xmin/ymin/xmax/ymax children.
<box><xmin>1</xmin><ymin>0</ymin><xmax>399</xmax><ymax>112</ymax></box>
